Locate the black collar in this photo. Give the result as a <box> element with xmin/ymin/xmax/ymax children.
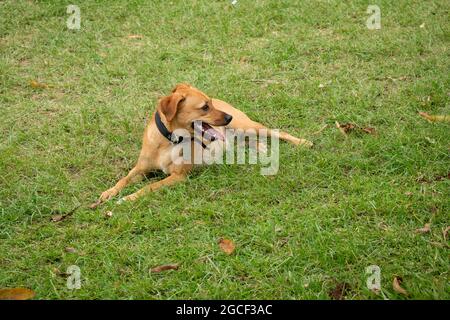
<box><xmin>155</xmin><ymin>112</ymin><xmax>207</xmax><ymax>148</ymax></box>
<box><xmin>155</xmin><ymin>111</ymin><xmax>183</xmax><ymax>144</ymax></box>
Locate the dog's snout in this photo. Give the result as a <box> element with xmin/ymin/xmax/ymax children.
<box><xmin>224</xmin><ymin>114</ymin><xmax>233</xmax><ymax>124</ymax></box>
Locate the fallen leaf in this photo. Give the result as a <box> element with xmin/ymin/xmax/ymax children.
<box><xmin>419</xmin><ymin>112</ymin><xmax>450</xmax><ymax>123</ymax></box>
<box><xmin>336</xmin><ymin>122</ymin><xmax>377</xmax><ymax>137</ymax></box>
<box><xmin>52</xmin><ymin>268</ymin><xmax>69</xmax><ymax>277</ymax></box>
<box><xmin>150</xmin><ymin>263</ymin><xmax>179</xmax><ymax>273</ymax></box>
<box><xmin>362</xmin><ymin>127</ymin><xmax>376</xmax><ymax>135</ymax></box>
<box><xmin>328</xmin><ymin>282</ymin><xmax>351</xmax><ymax>300</ymax></box>
<box><xmin>387</xmin><ymin>76</ymin><xmax>408</xmax><ymax>82</ymax></box>
<box><xmin>239</xmin><ymin>56</ymin><xmax>250</xmax><ymax>63</ymax></box>
<box><xmin>127</xmin><ymin>34</ymin><xmax>143</xmax><ymax>39</ymax></box>
<box><xmin>51</xmin><ymin>214</ymin><xmax>64</xmax><ymax>222</ymax></box>
<box><xmin>378</xmin><ymin>222</ymin><xmax>390</xmax><ymax>231</ymax></box>
<box><xmin>0</xmin><ymin>288</ymin><xmax>35</xmax><ymax>300</ymax></box>
<box><xmin>65</xmin><ymin>247</ymin><xmax>76</xmax><ymax>253</ymax></box>
<box><xmin>434</xmin><ymin>173</ymin><xmax>450</xmax><ymax>181</ymax></box>
<box><xmin>250</xmin><ymin>79</ymin><xmax>281</xmax><ymax>85</ymax></box>
<box><xmin>335</xmin><ymin>121</ymin><xmax>348</xmax><ymax>138</ymax></box>
<box><xmin>392</xmin><ymin>276</ymin><xmax>408</xmax><ymax>296</ymax></box>
<box><xmin>419</xmin><ymin>23</ymin><xmax>425</xmax><ymax>28</ymax></box>
<box><xmin>443</xmin><ymin>226</ymin><xmax>450</xmax><ymax>242</ymax></box>
<box><xmin>30</xmin><ymin>80</ymin><xmax>48</xmax><ymax>89</ymax></box>
<box><xmin>218</xmin><ymin>238</ymin><xmax>235</xmax><ymax>255</ymax></box>
<box><xmin>338</xmin><ymin>122</ymin><xmax>356</xmax><ymax>133</ymax></box>
<box><xmin>119</xmin><ymin>267</ymin><xmax>131</xmax><ymax>276</ymax></box>
<box><xmin>415</xmin><ymin>223</ymin><xmax>431</xmax><ymax>234</ymax></box>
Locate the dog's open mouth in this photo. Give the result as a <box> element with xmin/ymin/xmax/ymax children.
<box><xmin>192</xmin><ymin>121</ymin><xmax>224</xmax><ymax>141</ymax></box>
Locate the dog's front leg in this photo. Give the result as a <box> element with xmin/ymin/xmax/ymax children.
<box><xmin>120</xmin><ymin>172</ymin><xmax>186</xmax><ymax>203</ymax></box>
<box><xmin>90</xmin><ymin>166</ymin><xmax>145</xmax><ymax>208</ymax></box>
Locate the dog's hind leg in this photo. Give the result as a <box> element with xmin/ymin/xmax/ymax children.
<box><xmin>212</xmin><ymin>99</ymin><xmax>312</xmax><ymax>146</ymax></box>
<box><xmin>228</xmin><ymin>118</ymin><xmax>313</xmax><ymax>147</ymax></box>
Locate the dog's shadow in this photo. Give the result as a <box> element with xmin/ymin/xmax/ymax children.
<box><xmin>143</xmin><ymin>171</ymin><xmax>166</xmax><ymax>180</ymax></box>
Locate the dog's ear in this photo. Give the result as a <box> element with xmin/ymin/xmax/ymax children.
<box><xmin>171</xmin><ymin>83</ymin><xmax>191</xmax><ymax>93</ymax></box>
<box><xmin>159</xmin><ymin>93</ymin><xmax>185</xmax><ymax>122</ymax></box>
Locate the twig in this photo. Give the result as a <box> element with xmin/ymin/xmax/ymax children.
<box><xmin>312</xmin><ymin>124</ymin><xmax>328</xmax><ymax>135</ymax></box>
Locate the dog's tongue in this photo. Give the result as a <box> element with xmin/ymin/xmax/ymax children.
<box><xmin>194</xmin><ymin>121</ymin><xmax>224</xmax><ymax>141</ymax></box>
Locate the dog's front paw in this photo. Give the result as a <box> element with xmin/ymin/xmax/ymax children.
<box><xmin>100</xmin><ymin>187</ymin><xmax>119</xmax><ymax>202</ymax></box>
<box><xmin>119</xmin><ymin>193</ymin><xmax>138</xmax><ymax>203</ymax></box>
<box><xmin>89</xmin><ymin>187</ymin><xmax>119</xmax><ymax>209</ymax></box>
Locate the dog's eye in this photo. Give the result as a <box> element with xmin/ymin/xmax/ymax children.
<box><xmin>202</xmin><ymin>104</ymin><xmax>209</xmax><ymax>111</ymax></box>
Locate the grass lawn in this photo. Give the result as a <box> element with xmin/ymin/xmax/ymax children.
<box><xmin>0</xmin><ymin>0</ymin><xmax>449</xmax><ymax>300</ymax></box>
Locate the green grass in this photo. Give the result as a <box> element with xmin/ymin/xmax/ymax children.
<box><xmin>0</xmin><ymin>0</ymin><xmax>449</xmax><ymax>300</ymax></box>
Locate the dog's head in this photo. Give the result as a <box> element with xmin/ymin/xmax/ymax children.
<box><xmin>157</xmin><ymin>83</ymin><xmax>232</xmax><ymax>140</ymax></box>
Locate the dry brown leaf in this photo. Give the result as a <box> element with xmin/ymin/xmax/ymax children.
<box><xmin>65</xmin><ymin>247</ymin><xmax>76</xmax><ymax>253</ymax></box>
<box><xmin>328</xmin><ymin>282</ymin><xmax>351</xmax><ymax>300</ymax></box>
<box><xmin>51</xmin><ymin>214</ymin><xmax>64</xmax><ymax>222</ymax></box>
<box><xmin>392</xmin><ymin>277</ymin><xmax>408</xmax><ymax>296</ymax></box>
<box><xmin>443</xmin><ymin>226</ymin><xmax>450</xmax><ymax>242</ymax></box>
<box><xmin>150</xmin><ymin>263</ymin><xmax>179</xmax><ymax>273</ymax></box>
<box><xmin>362</xmin><ymin>127</ymin><xmax>376</xmax><ymax>135</ymax></box>
<box><xmin>419</xmin><ymin>112</ymin><xmax>450</xmax><ymax>123</ymax></box>
<box><xmin>335</xmin><ymin>121</ymin><xmax>348</xmax><ymax>138</ymax></box>
<box><xmin>30</xmin><ymin>80</ymin><xmax>48</xmax><ymax>89</ymax></box>
<box><xmin>335</xmin><ymin>122</ymin><xmax>377</xmax><ymax>137</ymax></box>
<box><xmin>127</xmin><ymin>34</ymin><xmax>143</xmax><ymax>39</ymax></box>
<box><xmin>339</xmin><ymin>123</ymin><xmax>356</xmax><ymax>133</ymax></box>
<box><xmin>415</xmin><ymin>223</ymin><xmax>431</xmax><ymax>234</ymax></box>
<box><xmin>0</xmin><ymin>288</ymin><xmax>35</xmax><ymax>300</ymax></box>
<box><xmin>387</xmin><ymin>76</ymin><xmax>408</xmax><ymax>82</ymax></box>
<box><xmin>218</xmin><ymin>238</ymin><xmax>235</xmax><ymax>255</ymax></box>
<box><xmin>434</xmin><ymin>173</ymin><xmax>450</xmax><ymax>181</ymax></box>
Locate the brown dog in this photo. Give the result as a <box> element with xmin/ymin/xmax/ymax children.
<box><xmin>90</xmin><ymin>84</ymin><xmax>312</xmax><ymax>208</ymax></box>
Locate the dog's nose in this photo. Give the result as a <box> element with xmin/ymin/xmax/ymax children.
<box><xmin>224</xmin><ymin>114</ymin><xmax>233</xmax><ymax>124</ymax></box>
